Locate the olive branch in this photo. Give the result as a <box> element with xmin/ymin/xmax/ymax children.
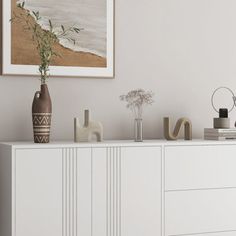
<box><xmin>11</xmin><ymin>1</ymin><xmax>83</xmax><ymax>84</ymax></box>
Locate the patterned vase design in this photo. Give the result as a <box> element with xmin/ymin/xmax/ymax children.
<box><xmin>32</xmin><ymin>84</ymin><xmax>52</xmax><ymax>143</ymax></box>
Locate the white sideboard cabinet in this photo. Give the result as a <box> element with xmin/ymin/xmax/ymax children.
<box><xmin>1</xmin><ymin>140</ymin><xmax>236</xmax><ymax>236</ymax></box>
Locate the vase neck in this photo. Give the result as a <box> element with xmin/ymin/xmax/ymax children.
<box><xmin>40</xmin><ymin>84</ymin><xmax>50</xmax><ymax>97</ymax></box>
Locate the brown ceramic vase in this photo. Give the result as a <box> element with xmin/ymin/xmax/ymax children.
<box><xmin>32</xmin><ymin>84</ymin><xmax>52</xmax><ymax>143</ymax></box>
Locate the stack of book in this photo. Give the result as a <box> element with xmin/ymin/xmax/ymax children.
<box><xmin>204</xmin><ymin>128</ymin><xmax>236</xmax><ymax>140</ymax></box>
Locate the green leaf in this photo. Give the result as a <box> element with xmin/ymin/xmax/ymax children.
<box><xmin>68</xmin><ymin>38</ymin><xmax>76</xmax><ymax>45</ymax></box>
<box><xmin>17</xmin><ymin>3</ymin><xmax>22</xmax><ymax>8</ymax></box>
<box><xmin>32</xmin><ymin>11</ymin><xmax>37</xmax><ymax>17</ymax></box>
<box><xmin>32</xmin><ymin>11</ymin><xmax>40</xmax><ymax>20</ymax></box>
<box><xmin>49</xmin><ymin>19</ymin><xmax>53</xmax><ymax>31</ymax></box>
<box><xmin>61</xmin><ymin>25</ymin><xmax>65</xmax><ymax>32</ymax></box>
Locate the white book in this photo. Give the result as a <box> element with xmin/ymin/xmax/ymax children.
<box><xmin>204</xmin><ymin>136</ymin><xmax>236</xmax><ymax>141</ymax></box>
<box><xmin>204</xmin><ymin>128</ymin><xmax>236</xmax><ymax>134</ymax></box>
<box><xmin>204</xmin><ymin>133</ymin><xmax>236</xmax><ymax>138</ymax></box>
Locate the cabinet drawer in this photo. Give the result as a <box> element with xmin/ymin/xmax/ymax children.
<box><xmin>165</xmin><ymin>145</ymin><xmax>236</xmax><ymax>191</ymax></box>
<box><xmin>165</xmin><ymin>189</ymin><xmax>236</xmax><ymax>236</ymax></box>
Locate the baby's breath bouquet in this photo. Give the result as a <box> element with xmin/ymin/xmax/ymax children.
<box><xmin>120</xmin><ymin>89</ymin><xmax>154</xmax><ymax>142</ymax></box>
<box><xmin>120</xmin><ymin>89</ymin><xmax>154</xmax><ymax>119</ymax></box>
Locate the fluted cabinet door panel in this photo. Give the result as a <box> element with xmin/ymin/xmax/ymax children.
<box><xmin>62</xmin><ymin>148</ymin><xmax>93</xmax><ymax>236</ymax></box>
<box><xmin>63</xmin><ymin>147</ymin><xmax>110</xmax><ymax>236</ymax></box>
<box><xmin>106</xmin><ymin>147</ymin><xmax>122</xmax><ymax>236</ymax></box>
<box><xmin>121</xmin><ymin>146</ymin><xmax>162</xmax><ymax>236</ymax></box>
<box><xmin>91</xmin><ymin>147</ymin><xmax>122</xmax><ymax>236</ymax></box>
<box><xmin>76</xmin><ymin>148</ymin><xmax>92</xmax><ymax>236</ymax></box>
<box><xmin>14</xmin><ymin>149</ymin><xmax>63</xmax><ymax>236</ymax></box>
<box><xmin>92</xmin><ymin>148</ymin><xmax>108</xmax><ymax>236</ymax></box>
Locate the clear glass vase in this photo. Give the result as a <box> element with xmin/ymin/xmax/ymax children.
<box><xmin>134</xmin><ymin>118</ymin><xmax>143</xmax><ymax>142</ymax></box>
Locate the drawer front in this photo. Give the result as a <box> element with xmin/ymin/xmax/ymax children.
<box><xmin>165</xmin><ymin>145</ymin><xmax>236</xmax><ymax>191</ymax></box>
<box><xmin>165</xmin><ymin>189</ymin><xmax>236</xmax><ymax>236</ymax></box>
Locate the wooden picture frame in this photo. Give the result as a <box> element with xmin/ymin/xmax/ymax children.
<box><xmin>2</xmin><ymin>0</ymin><xmax>114</xmax><ymax>78</ymax></box>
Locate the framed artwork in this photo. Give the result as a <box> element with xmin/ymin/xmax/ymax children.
<box><xmin>2</xmin><ymin>0</ymin><xmax>114</xmax><ymax>77</ymax></box>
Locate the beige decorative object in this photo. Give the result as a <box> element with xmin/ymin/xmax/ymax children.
<box><xmin>74</xmin><ymin>110</ymin><xmax>103</xmax><ymax>142</ymax></box>
<box><xmin>213</xmin><ymin>117</ymin><xmax>230</xmax><ymax>129</ymax></box>
<box><xmin>164</xmin><ymin>117</ymin><xmax>192</xmax><ymax>140</ymax></box>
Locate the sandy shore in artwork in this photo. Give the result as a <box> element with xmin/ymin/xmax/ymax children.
<box><xmin>11</xmin><ymin>0</ymin><xmax>107</xmax><ymax>67</ymax></box>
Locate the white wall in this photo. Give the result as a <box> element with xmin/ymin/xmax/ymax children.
<box><xmin>1</xmin><ymin>0</ymin><xmax>236</xmax><ymax>141</ymax></box>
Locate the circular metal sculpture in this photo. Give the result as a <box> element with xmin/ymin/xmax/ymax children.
<box><xmin>211</xmin><ymin>86</ymin><xmax>235</xmax><ymax>114</ymax></box>
<box><xmin>211</xmin><ymin>86</ymin><xmax>236</xmax><ymax>129</ymax></box>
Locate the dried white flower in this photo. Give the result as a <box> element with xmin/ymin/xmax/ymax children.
<box><xmin>120</xmin><ymin>89</ymin><xmax>154</xmax><ymax>119</ymax></box>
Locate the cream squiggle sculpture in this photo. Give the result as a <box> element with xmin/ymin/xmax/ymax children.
<box><xmin>74</xmin><ymin>110</ymin><xmax>103</xmax><ymax>142</ymax></box>
<box><xmin>164</xmin><ymin>117</ymin><xmax>192</xmax><ymax>140</ymax></box>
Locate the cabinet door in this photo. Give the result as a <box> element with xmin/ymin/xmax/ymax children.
<box><xmin>121</xmin><ymin>146</ymin><xmax>162</xmax><ymax>236</ymax></box>
<box><xmin>14</xmin><ymin>149</ymin><xmax>63</xmax><ymax>236</ymax></box>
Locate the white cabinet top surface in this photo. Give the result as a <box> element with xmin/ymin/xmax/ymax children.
<box><xmin>1</xmin><ymin>139</ymin><xmax>236</xmax><ymax>148</ymax></box>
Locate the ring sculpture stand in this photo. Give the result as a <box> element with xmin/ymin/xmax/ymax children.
<box><xmin>211</xmin><ymin>87</ymin><xmax>236</xmax><ymax>128</ymax></box>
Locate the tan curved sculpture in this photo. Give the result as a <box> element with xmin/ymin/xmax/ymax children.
<box><xmin>74</xmin><ymin>110</ymin><xmax>103</xmax><ymax>142</ymax></box>
<box><xmin>164</xmin><ymin>117</ymin><xmax>192</xmax><ymax>140</ymax></box>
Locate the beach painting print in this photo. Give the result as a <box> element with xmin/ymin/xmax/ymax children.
<box><xmin>2</xmin><ymin>0</ymin><xmax>114</xmax><ymax>77</ymax></box>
